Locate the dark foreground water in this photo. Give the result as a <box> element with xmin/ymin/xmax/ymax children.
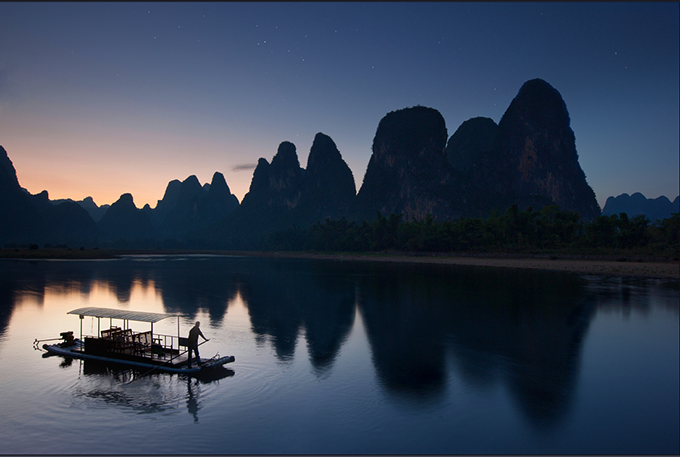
<box><xmin>0</xmin><ymin>255</ymin><xmax>677</xmax><ymax>454</ymax></box>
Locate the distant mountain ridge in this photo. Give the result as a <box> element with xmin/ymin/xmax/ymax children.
<box><xmin>50</xmin><ymin>196</ymin><xmax>110</xmax><ymax>222</ymax></box>
<box><xmin>0</xmin><ymin>144</ymin><xmax>242</xmax><ymax>247</ymax></box>
<box><xmin>147</xmin><ymin>172</ymin><xmax>239</xmax><ymax>241</ymax></box>
<box><xmin>602</xmin><ymin>193</ymin><xmax>679</xmax><ymax>221</ymax></box>
<box><xmin>98</xmin><ymin>193</ymin><xmax>156</xmax><ymax>242</ymax></box>
<box><xmin>2</xmin><ymin>77</ymin><xmax>656</xmax><ymax>249</ymax></box>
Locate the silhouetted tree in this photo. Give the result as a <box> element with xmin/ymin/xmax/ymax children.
<box><xmin>264</xmin><ymin>206</ymin><xmax>678</xmax><ymax>255</ymax></box>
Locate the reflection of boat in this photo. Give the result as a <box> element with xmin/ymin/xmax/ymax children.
<box><xmin>39</xmin><ymin>307</ymin><xmax>235</xmax><ymax>374</ymax></box>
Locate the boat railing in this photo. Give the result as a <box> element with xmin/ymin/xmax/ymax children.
<box><xmin>154</xmin><ymin>333</ymin><xmax>182</xmax><ymax>355</ymax></box>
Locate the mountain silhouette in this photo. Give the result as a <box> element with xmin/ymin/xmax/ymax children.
<box><xmin>50</xmin><ymin>196</ymin><xmax>110</xmax><ymax>222</ymax></box>
<box><xmin>463</xmin><ymin>79</ymin><xmax>600</xmax><ymax>220</ymax></box>
<box><xmin>355</xmin><ymin>80</ymin><xmax>600</xmax><ymax>223</ymax></box>
<box><xmin>154</xmin><ymin>175</ymin><xmax>206</xmax><ymax>239</ymax></box>
<box><xmin>98</xmin><ymin>193</ymin><xmax>156</xmax><ymax>243</ymax></box>
<box><xmin>153</xmin><ymin>179</ymin><xmax>183</xmax><ymax>226</ymax></box>
<box><xmin>445</xmin><ymin>116</ymin><xmax>497</xmax><ymax>173</ymax></box>
<box><xmin>27</xmin><ymin>190</ymin><xmax>98</xmax><ymax>244</ymax></box>
<box><xmin>0</xmin><ymin>78</ymin><xmax>625</xmax><ymax>248</ymax></box>
<box><xmin>602</xmin><ymin>192</ymin><xmax>679</xmax><ymax>221</ymax></box>
<box><xmin>42</xmin><ymin>200</ymin><xmax>99</xmax><ymax>244</ymax></box>
<box><xmin>78</xmin><ymin>197</ymin><xmax>110</xmax><ymax>222</ymax></box>
<box><xmin>209</xmin><ymin>135</ymin><xmax>357</xmax><ymax>249</ymax></box>
<box><xmin>206</xmin><ymin>142</ymin><xmax>304</xmax><ymax>249</ymax></box>
<box><xmin>198</xmin><ymin>172</ymin><xmax>240</xmax><ymax>223</ymax></box>
<box><xmin>355</xmin><ymin>106</ymin><xmax>494</xmax><ymax>221</ymax></box>
<box><xmin>0</xmin><ymin>146</ymin><xmax>41</xmax><ymax>243</ymax></box>
<box><xmin>123</xmin><ymin>173</ymin><xmax>240</xmax><ymax>245</ymax></box>
<box><xmin>301</xmin><ymin>132</ymin><xmax>357</xmax><ymax>222</ymax></box>
<box><xmin>1</xmin><ymin>146</ymin><xmax>78</xmax><ymax>244</ymax></box>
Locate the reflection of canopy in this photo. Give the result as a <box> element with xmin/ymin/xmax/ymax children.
<box><xmin>67</xmin><ymin>307</ymin><xmax>179</xmax><ymax>323</ymax></box>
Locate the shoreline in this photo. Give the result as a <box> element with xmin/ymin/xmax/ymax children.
<box><xmin>256</xmin><ymin>251</ymin><xmax>680</xmax><ymax>279</ymax></box>
<box><xmin>1</xmin><ymin>248</ymin><xmax>678</xmax><ymax>279</ymax></box>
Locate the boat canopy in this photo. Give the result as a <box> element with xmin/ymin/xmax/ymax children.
<box><xmin>67</xmin><ymin>307</ymin><xmax>179</xmax><ymax>323</ymax></box>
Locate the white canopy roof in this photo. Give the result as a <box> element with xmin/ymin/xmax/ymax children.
<box><xmin>67</xmin><ymin>307</ymin><xmax>179</xmax><ymax>323</ymax></box>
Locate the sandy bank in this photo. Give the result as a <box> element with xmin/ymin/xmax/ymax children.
<box><xmin>258</xmin><ymin>252</ymin><xmax>679</xmax><ymax>279</ymax></box>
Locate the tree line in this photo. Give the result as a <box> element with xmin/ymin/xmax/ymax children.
<box><xmin>265</xmin><ymin>204</ymin><xmax>680</xmax><ymax>257</ymax></box>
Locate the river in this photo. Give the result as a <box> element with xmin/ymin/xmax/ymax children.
<box><xmin>0</xmin><ymin>255</ymin><xmax>677</xmax><ymax>454</ymax></box>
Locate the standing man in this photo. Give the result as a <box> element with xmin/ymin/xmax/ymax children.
<box><xmin>187</xmin><ymin>321</ymin><xmax>208</xmax><ymax>366</ymax></box>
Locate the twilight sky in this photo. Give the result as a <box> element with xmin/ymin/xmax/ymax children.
<box><xmin>1</xmin><ymin>2</ymin><xmax>678</xmax><ymax>209</ymax></box>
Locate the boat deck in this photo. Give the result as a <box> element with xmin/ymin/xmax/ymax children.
<box><xmin>44</xmin><ymin>340</ymin><xmax>232</xmax><ymax>374</ymax></box>
<box><xmin>40</xmin><ymin>307</ymin><xmax>234</xmax><ymax>374</ymax></box>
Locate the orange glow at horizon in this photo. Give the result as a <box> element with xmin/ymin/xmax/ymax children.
<box><xmin>7</xmin><ymin>138</ymin><xmax>258</xmax><ymax>208</ymax></box>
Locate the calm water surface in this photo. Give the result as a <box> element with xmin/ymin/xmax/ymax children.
<box><xmin>0</xmin><ymin>255</ymin><xmax>677</xmax><ymax>454</ymax></box>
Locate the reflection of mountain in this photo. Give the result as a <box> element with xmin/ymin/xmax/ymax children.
<box><xmin>356</xmin><ymin>263</ymin><xmax>448</xmax><ymax>405</ymax></box>
<box><xmin>238</xmin><ymin>258</ymin><xmax>355</xmax><ymax>372</ymax></box>
<box><xmin>6</xmin><ymin>256</ymin><xmax>671</xmax><ymax>430</ymax></box>
<box><xmin>0</xmin><ymin>260</ymin><xmax>66</xmax><ymax>338</ymax></box>
<box><xmin>0</xmin><ymin>256</ymin><xmax>356</xmax><ymax>373</ymax></box>
<box><xmin>299</xmin><ymin>268</ymin><xmax>355</xmax><ymax>373</ymax></box>
<box><xmin>356</xmin><ymin>262</ymin><xmax>596</xmax><ymax>427</ymax></box>
<box><xmin>142</xmin><ymin>256</ymin><xmax>241</xmax><ymax>324</ymax></box>
<box><xmin>442</xmin><ymin>268</ymin><xmax>596</xmax><ymax>429</ymax></box>
<box><xmin>0</xmin><ymin>262</ymin><xmax>20</xmax><ymax>336</ymax></box>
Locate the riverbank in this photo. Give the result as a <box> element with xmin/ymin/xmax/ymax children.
<box><xmin>258</xmin><ymin>251</ymin><xmax>680</xmax><ymax>279</ymax></box>
<box><xmin>1</xmin><ymin>248</ymin><xmax>677</xmax><ymax>279</ymax></box>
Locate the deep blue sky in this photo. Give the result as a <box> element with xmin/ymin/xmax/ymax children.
<box><xmin>1</xmin><ymin>2</ymin><xmax>678</xmax><ymax>209</ymax></box>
